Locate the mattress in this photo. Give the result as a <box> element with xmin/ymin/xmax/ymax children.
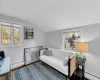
<box><xmin>40</xmin><ymin>55</ymin><xmax>68</xmax><ymax>75</ymax></box>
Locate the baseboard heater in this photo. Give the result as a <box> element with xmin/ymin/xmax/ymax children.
<box><xmin>24</xmin><ymin>46</ymin><xmax>43</xmax><ymax>65</ymax></box>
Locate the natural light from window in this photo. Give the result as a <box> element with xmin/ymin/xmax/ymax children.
<box><xmin>13</xmin><ymin>27</ymin><xmax>20</xmax><ymax>45</ymax></box>
<box><xmin>0</xmin><ymin>22</ymin><xmax>21</xmax><ymax>46</ymax></box>
<box><xmin>1</xmin><ymin>25</ymin><xmax>11</xmax><ymax>45</ymax></box>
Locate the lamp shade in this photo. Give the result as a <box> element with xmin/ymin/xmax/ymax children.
<box><xmin>76</xmin><ymin>42</ymin><xmax>88</xmax><ymax>52</ymax></box>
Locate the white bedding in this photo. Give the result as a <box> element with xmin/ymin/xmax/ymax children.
<box><xmin>40</xmin><ymin>55</ymin><xmax>68</xmax><ymax>75</ymax></box>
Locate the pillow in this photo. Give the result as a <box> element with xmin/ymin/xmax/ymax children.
<box><xmin>40</xmin><ymin>50</ymin><xmax>46</xmax><ymax>56</ymax></box>
<box><xmin>63</xmin><ymin>57</ymin><xmax>69</xmax><ymax>66</ymax></box>
<box><xmin>43</xmin><ymin>50</ymin><xmax>52</xmax><ymax>56</ymax></box>
<box><xmin>40</xmin><ymin>48</ymin><xmax>48</xmax><ymax>56</ymax></box>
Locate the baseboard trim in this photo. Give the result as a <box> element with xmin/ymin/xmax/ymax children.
<box><xmin>11</xmin><ymin>61</ymin><xmax>24</xmax><ymax>70</ymax></box>
<box><xmin>85</xmin><ymin>72</ymin><xmax>100</xmax><ymax>79</ymax></box>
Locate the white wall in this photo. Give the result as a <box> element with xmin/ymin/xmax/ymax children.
<box><xmin>46</xmin><ymin>23</ymin><xmax>100</xmax><ymax>79</ymax></box>
<box><xmin>0</xmin><ymin>14</ymin><xmax>46</xmax><ymax>69</ymax></box>
<box><xmin>82</xmin><ymin>23</ymin><xmax>100</xmax><ymax>79</ymax></box>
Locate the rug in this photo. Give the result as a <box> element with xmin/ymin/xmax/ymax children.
<box><xmin>13</xmin><ymin>62</ymin><xmax>66</xmax><ymax>80</ymax></box>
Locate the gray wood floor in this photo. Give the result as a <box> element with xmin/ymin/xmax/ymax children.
<box><xmin>13</xmin><ymin>62</ymin><xmax>66</xmax><ymax>80</ymax></box>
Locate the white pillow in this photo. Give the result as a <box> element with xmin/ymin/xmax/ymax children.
<box><xmin>43</xmin><ymin>50</ymin><xmax>52</xmax><ymax>56</ymax></box>
<box><xmin>63</xmin><ymin>57</ymin><xmax>69</xmax><ymax>66</ymax></box>
<box><xmin>40</xmin><ymin>50</ymin><xmax>45</xmax><ymax>56</ymax></box>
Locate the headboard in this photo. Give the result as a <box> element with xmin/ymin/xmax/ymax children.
<box><xmin>68</xmin><ymin>55</ymin><xmax>77</xmax><ymax>78</ymax></box>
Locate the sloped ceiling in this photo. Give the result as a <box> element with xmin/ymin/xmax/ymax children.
<box><xmin>0</xmin><ymin>0</ymin><xmax>100</xmax><ymax>32</ymax></box>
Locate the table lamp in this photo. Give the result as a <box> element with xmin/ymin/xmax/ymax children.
<box><xmin>75</xmin><ymin>42</ymin><xmax>88</xmax><ymax>65</ymax></box>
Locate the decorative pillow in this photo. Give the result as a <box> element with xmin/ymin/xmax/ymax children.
<box><xmin>43</xmin><ymin>50</ymin><xmax>52</xmax><ymax>56</ymax></box>
<box><xmin>40</xmin><ymin>48</ymin><xmax>48</xmax><ymax>56</ymax></box>
<box><xmin>40</xmin><ymin>50</ymin><xmax>46</xmax><ymax>56</ymax></box>
<box><xmin>63</xmin><ymin>57</ymin><xmax>69</xmax><ymax>66</ymax></box>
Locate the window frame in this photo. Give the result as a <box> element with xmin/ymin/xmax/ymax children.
<box><xmin>0</xmin><ymin>22</ymin><xmax>23</xmax><ymax>48</ymax></box>
<box><xmin>62</xmin><ymin>28</ymin><xmax>82</xmax><ymax>51</ymax></box>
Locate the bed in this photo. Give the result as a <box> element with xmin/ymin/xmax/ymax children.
<box><xmin>40</xmin><ymin>49</ymin><xmax>77</xmax><ymax>79</ymax></box>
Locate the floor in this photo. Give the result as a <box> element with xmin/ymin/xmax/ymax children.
<box><xmin>13</xmin><ymin>62</ymin><xmax>66</xmax><ymax>80</ymax></box>
<box><xmin>1</xmin><ymin>62</ymin><xmax>85</xmax><ymax>80</ymax></box>
<box><xmin>0</xmin><ymin>62</ymin><xmax>66</xmax><ymax>80</ymax></box>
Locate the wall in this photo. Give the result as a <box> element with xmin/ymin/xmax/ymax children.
<box><xmin>46</xmin><ymin>23</ymin><xmax>100</xmax><ymax>79</ymax></box>
<box><xmin>0</xmin><ymin>14</ymin><xmax>46</xmax><ymax>69</ymax></box>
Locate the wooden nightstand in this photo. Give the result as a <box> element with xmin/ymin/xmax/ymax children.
<box><xmin>71</xmin><ymin>69</ymin><xmax>89</xmax><ymax>80</ymax></box>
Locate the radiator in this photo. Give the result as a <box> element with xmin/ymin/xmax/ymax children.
<box><xmin>24</xmin><ymin>46</ymin><xmax>43</xmax><ymax>65</ymax></box>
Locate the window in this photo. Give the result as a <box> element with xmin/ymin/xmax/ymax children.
<box><xmin>1</xmin><ymin>25</ymin><xmax>11</xmax><ymax>45</ymax></box>
<box><xmin>13</xmin><ymin>27</ymin><xmax>20</xmax><ymax>45</ymax></box>
<box><xmin>62</xmin><ymin>30</ymin><xmax>81</xmax><ymax>51</ymax></box>
<box><xmin>0</xmin><ymin>22</ymin><xmax>22</xmax><ymax>46</ymax></box>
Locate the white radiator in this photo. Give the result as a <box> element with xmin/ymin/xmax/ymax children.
<box><xmin>24</xmin><ymin>46</ymin><xmax>43</xmax><ymax>65</ymax></box>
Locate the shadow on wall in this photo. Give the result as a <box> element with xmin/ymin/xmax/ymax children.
<box><xmin>80</xmin><ymin>23</ymin><xmax>100</xmax><ymax>78</ymax></box>
<box><xmin>89</xmin><ymin>36</ymin><xmax>100</xmax><ymax>58</ymax></box>
<box><xmin>85</xmin><ymin>35</ymin><xmax>100</xmax><ymax>78</ymax></box>
<box><xmin>0</xmin><ymin>13</ymin><xmax>39</xmax><ymax>28</ymax></box>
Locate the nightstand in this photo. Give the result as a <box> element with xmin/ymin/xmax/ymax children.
<box><xmin>76</xmin><ymin>63</ymin><xmax>85</xmax><ymax>78</ymax></box>
<box><xmin>72</xmin><ymin>69</ymin><xmax>89</xmax><ymax>80</ymax></box>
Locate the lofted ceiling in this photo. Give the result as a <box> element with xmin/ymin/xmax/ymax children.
<box><xmin>0</xmin><ymin>0</ymin><xmax>100</xmax><ymax>32</ymax></box>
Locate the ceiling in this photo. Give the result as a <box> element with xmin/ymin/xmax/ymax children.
<box><xmin>0</xmin><ymin>0</ymin><xmax>100</xmax><ymax>32</ymax></box>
